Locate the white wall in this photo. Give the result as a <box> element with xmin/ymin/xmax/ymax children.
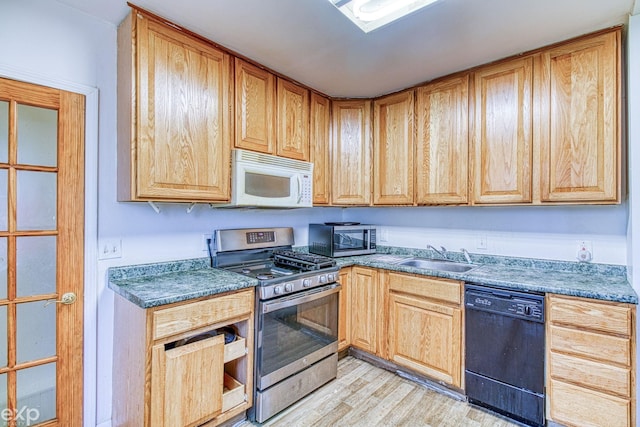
<box><xmin>346</xmin><ymin>204</ymin><xmax>629</xmax><ymax>264</ymax></box>
<box><xmin>0</xmin><ymin>1</ymin><xmax>636</xmax><ymax>426</ymax></box>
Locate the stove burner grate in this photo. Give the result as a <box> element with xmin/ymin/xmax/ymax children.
<box><xmin>272</xmin><ymin>249</ymin><xmax>336</xmax><ymax>271</ymax></box>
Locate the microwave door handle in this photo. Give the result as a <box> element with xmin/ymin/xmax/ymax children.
<box><xmin>363</xmin><ymin>229</ymin><xmax>369</xmax><ymax>249</ymax></box>
<box><xmin>296</xmin><ymin>175</ymin><xmax>303</xmax><ymax>203</ymax></box>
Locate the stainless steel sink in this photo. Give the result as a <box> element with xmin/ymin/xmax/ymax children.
<box><xmin>396</xmin><ymin>257</ymin><xmax>476</xmax><ymax>273</ymax></box>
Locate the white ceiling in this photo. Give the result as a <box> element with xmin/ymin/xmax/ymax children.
<box><xmin>56</xmin><ymin>0</ymin><xmax>634</xmax><ymax>98</ymax></box>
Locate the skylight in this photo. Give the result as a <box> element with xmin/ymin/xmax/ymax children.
<box><xmin>328</xmin><ymin>0</ymin><xmax>441</xmax><ymax>33</ymax></box>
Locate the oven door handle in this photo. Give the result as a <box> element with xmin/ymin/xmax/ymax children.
<box><xmin>262</xmin><ymin>284</ymin><xmax>341</xmax><ymax>314</ymax></box>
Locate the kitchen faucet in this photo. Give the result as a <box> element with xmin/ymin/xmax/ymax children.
<box><xmin>426</xmin><ymin>245</ymin><xmax>447</xmax><ymax>259</ymax></box>
<box><xmin>461</xmin><ymin>248</ymin><xmax>473</xmax><ymax>264</ymax></box>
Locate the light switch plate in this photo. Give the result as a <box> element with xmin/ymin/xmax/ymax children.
<box><xmin>99</xmin><ymin>239</ymin><xmax>122</xmax><ymax>260</ymax></box>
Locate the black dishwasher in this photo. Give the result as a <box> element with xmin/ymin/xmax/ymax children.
<box><xmin>465</xmin><ymin>283</ymin><xmax>545</xmax><ymax>427</ymax></box>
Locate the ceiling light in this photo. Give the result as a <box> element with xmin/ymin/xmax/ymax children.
<box><xmin>329</xmin><ymin>0</ymin><xmax>441</xmax><ymax>33</ymax></box>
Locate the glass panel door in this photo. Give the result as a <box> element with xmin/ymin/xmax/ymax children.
<box><xmin>0</xmin><ymin>77</ymin><xmax>85</xmax><ymax>426</ymax></box>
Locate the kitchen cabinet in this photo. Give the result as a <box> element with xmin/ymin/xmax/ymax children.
<box><xmin>235</xmin><ymin>58</ymin><xmax>276</xmax><ymax>155</ymax></box>
<box><xmin>277</xmin><ymin>78</ymin><xmax>310</xmax><ymax>161</ymax></box>
<box><xmin>470</xmin><ymin>56</ymin><xmax>533</xmax><ymax>204</ymax></box>
<box><xmin>546</xmin><ymin>294</ymin><xmax>635</xmax><ymax>427</ymax></box>
<box><xmin>349</xmin><ymin>267</ymin><xmax>386</xmax><ymax>357</ymax></box>
<box><xmin>117</xmin><ymin>11</ymin><xmax>232</xmax><ymax>202</ymax></box>
<box><xmin>536</xmin><ymin>29</ymin><xmax>620</xmax><ymax>203</ymax></box>
<box><xmin>112</xmin><ymin>288</ymin><xmax>254</xmax><ymax>427</ymax></box>
<box><xmin>373</xmin><ymin>90</ymin><xmax>414</xmax><ymax>205</ymax></box>
<box><xmin>387</xmin><ymin>272</ymin><xmax>463</xmax><ymax>388</ymax></box>
<box><xmin>331</xmin><ymin>100</ymin><xmax>373</xmax><ymax>205</ymax></box>
<box><xmin>338</xmin><ymin>267</ymin><xmax>351</xmax><ymax>351</ymax></box>
<box><xmin>415</xmin><ymin>74</ymin><xmax>469</xmax><ymax>205</ymax></box>
<box><xmin>310</xmin><ymin>92</ymin><xmax>331</xmax><ymax>205</ymax></box>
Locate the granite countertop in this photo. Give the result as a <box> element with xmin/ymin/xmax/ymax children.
<box><xmin>108</xmin><ymin>258</ymin><xmax>258</xmax><ymax>308</ymax></box>
<box><xmin>108</xmin><ymin>247</ymin><xmax>638</xmax><ymax>309</ymax></box>
<box><xmin>336</xmin><ymin>248</ymin><xmax>637</xmax><ymax>304</ymax></box>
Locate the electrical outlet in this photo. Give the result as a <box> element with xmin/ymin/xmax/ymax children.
<box><xmin>98</xmin><ymin>238</ymin><xmax>122</xmax><ymax>260</ymax></box>
<box><xmin>202</xmin><ymin>234</ymin><xmax>212</xmax><ymax>252</ymax></box>
<box><xmin>476</xmin><ymin>235</ymin><xmax>488</xmax><ymax>250</ymax></box>
<box><xmin>379</xmin><ymin>229</ymin><xmax>389</xmax><ymax>243</ymax></box>
<box><xmin>576</xmin><ymin>240</ymin><xmax>593</xmax><ymax>262</ymax></box>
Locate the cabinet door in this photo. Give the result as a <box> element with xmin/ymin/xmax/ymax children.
<box><xmin>235</xmin><ymin>58</ymin><xmax>276</xmax><ymax>154</ymax></box>
<box><xmin>277</xmin><ymin>78</ymin><xmax>309</xmax><ymax>161</ymax></box>
<box><xmin>538</xmin><ymin>30</ymin><xmax>620</xmax><ymax>203</ymax></box>
<box><xmin>310</xmin><ymin>93</ymin><xmax>331</xmax><ymax>205</ymax></box>
<box><xmin>416</xmin><ymin>75</ymin><xmax>469</xmax><ymax>205</ymax></box>
<box><xmin>350</xmin><ymin>267</ymin><xmax>378</xmax><ymax>353</ymax></box>
<box><xmin>389</xmin><ymin>293</ymin><xmax>462</xmax><ymax>386</ymax></box>
<box><xmin>331</xmin><ymin>100</ymin><xmax>372</xmax><ymax>205</ymax></box>
<box><xmin>338</xmin><ymin>268</ymin><xmax>351</xmax><ymax>351</ymax></box>
<box><xmin>471</xmin><ymin>57</ymin><xmax>533</xmax><ymax>204</ymax></box>
<box><xmin>132</xmin><ymin>14</ymin><xmax>232</xmax><ymax>201</ymax></box>
<box><xmin>373</xmin><ymin>91</ymin><xmax>414</xmax><ymax>205</ymax></box>
<box><xmin>151</xmin><ymin>334</ymin><xmax>226</xmax><ymax>427</ymax></box>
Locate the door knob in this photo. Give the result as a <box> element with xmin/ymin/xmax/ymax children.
<box><xmin>44</xmin><ymin>292</ymin><xmax>77</xmax><ymax>307</ymax></box>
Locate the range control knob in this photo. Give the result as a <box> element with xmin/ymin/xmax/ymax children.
<box><xmin>524</xmin><ymin>306</ymin><xmax>532</xmax><ymax>316</ymax></box>
<box><xmin>273</xmin><ymin>286</ymin><xmax>283</xmax><ymax>295</ymax></box>
<box><xmin>303</xmin><ymin>279</ymin><xmax>312</xmax><ymax>287</ymax></box>
<box><xmin>285</xmin><ymin>283</ymin><xmax>294</xmax><ymax>292</ymax></box>
<box><xmin>327</xmin><ymin>273</ymin><xmax>335</xmax><ymax>282</ymax></box>
<box><xmin>319</xmin><ymin>275</ymin><xmax>327</xmax><ymax>283</ymax></box>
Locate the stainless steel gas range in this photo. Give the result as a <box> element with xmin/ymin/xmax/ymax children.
<box><xmin>212</xmin><ymin>227</ymin><xmax>340</xmax><ymax>423</ymax></box>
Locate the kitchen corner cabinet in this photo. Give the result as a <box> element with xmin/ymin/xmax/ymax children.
<box><xmin>349</xmin><ymin>267</ymin><xmax>386</xmax><ymax>357</ymax></box>
<box><xmin>235</xmin><ymin>58</ymin><xmax>276</xmax><ymax>154</ymax></box>
<box><xmin>310</xmin><ymin>93</ymin><xmax>331</xmax><ymax>205</ymax></box>
<box><xmin>338</xmin><ymin>267</ymin><xmax>351</xmax><ymax>351</ymax></box>
<box><xmin>117</xmin><ymin>11</ymin><xmax>232</xmax><ymax>202</ymax></box>
<box><xmin>331</xmin><ymin>100</ymin><xmax>373</xmax><ymax>205</ymax></box>
<box><xmin>277</xmin><ymin>78</ymin><xmax>310</xmax><ymax>161</ymax></box>
<box><xmin>387</xmin><ymin>272</ymin><xmax>463</xmax><ymax>388</ymax></box>
<box><xmin>373</xmin><ymin>91</ymin><xmax>414</xmax><ymax>205</ymax></box>
<box><xmin>547</xmin><ymin>294</ymin><xmax>636</xmax><ymax>427</ymax></box>
<box><xmin>415</xmin><ymin>75</ymin><xmax>469</xmax><ymax>205</ymax></box>
<box><xmin>536</xmin><ymin>29</ymin><xmax>621</xmax><ymax>203</ymax></box>
<box><xmin>470</xmin><ymin>56</ymin><xmax>533</xmax><ymax>205</ymax></box>
<box><xmin>112</xmin><ymin>288</ymin><xmax>254</xmax><ymax>427</ymax></box>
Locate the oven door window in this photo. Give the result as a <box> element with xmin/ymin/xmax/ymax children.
<box><xmin>257</xmin><ymin>286</ymin><xmax>338</xmax><ymax>388</ymax></box>
<box><xmin>334</xmin><ymin>229</ymin><xmax>368</xmax><ymax>251</ymax></box>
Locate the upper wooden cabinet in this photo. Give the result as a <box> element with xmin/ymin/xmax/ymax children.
<box><xmin>235</xmin><ymin>58</ymin><xmax>276</xmax><ymax>154</ymax></box>
<box><xmin>117</xmin><ymin>11</ymin><xmax>232</xmax><ymax>202</ymax></box>
<box><xmin>310</xmin><ymin>93</ymin><xmax>331</xmax><ymax>205</ymax></box>
<box><xmin>277</xmin><ymin>78</ymin><xmax>310</xmax><ymax>161</ymax></box>
<box><xmin>373</xmin><ymin>91</ymin><xmax>415</xmax><ymax>205</ymax></box>
<box><xmin>470</xmin><ymin>56</ymin><xmax>533</xmax><ymax>204</ymax></box>
<box><xmin>331</xmin><ymin>100</ymin><xmax>373</xmax><ymax>205</ymax></box>
<box><xmin>536</xmin><ymin>29</ymin><xmax>620</xmax><ymax>203</ymax></box>
<box><xmin>415</xmin><ymin>75</ymin><xmax>469</xmax><ymax>205</ymax></box>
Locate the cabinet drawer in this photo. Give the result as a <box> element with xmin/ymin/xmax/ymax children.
<box><xmin>388</xmin><ymin>272</ymin><xmax>462</xmax><ymax>305</ymax></box>
<box><xmin>549</xmin><ymin>379</ymin><xmax>631</xmax><ymax>427</ymax></box>
<box><xmin>548</xmin><ymin>295</ymin><xmax>632</xmax><ymax>336</ymax></box>
<box><xmin>224</xmin><ymin>337</ymin><xmax>247</xmax><ymax>363</ymax></box>
<box><xmin>153</xmin><ymin>289</ymin><xmax>253</xmax><ymax>340</ymax></box>
<box><xmin>549</xmin><ymin>324</ymin><xmax>630</xmax><ymax>366</ymax></box>
<box><xmin>549</xmin><ymin>351</ymin><xmax>631</xmax><ymax>397</ymax></box>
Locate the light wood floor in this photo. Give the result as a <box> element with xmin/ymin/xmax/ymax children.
<box><xmin>241</xmin><ymin>356</ymin><xmax>519</xmax><ymax>427</ymax></box>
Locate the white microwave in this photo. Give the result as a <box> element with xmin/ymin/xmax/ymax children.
<box><xmin>225</xmin><ymin>149</ymin><xmax>313</xmax><ymax>208</ymax></box>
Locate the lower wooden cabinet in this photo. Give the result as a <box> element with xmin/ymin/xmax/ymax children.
<box><xmin>387</xmin><ymin>272</ymin><xmax>463</xmax><ymax>388</ymax></box>
<box><xmin>338</xmin><ymin>267</ymin><xmax>351</xmax><ymax>351</ymax></box>
<box><xmin>546</xmin><ymin>294</ymin><xmax>635</xmax><ymax>427</ymax></box>
<box><xmin>349</xmin><ymin>267</ymin><xmax>387</xmax><ymax>358</ymax></box>
<box><xmin>112</xmin><ymin>288</ymin><xmax>254</xmax><ymax>427</ymax></box>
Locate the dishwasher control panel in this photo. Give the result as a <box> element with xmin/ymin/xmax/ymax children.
<box><xmin>465</xmin><ymin>283</ymin><xmax>544</xmax><ymax>322</ymax></box>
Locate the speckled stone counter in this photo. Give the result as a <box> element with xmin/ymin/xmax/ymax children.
<box><xmin>109</xmin><ymin>248</ymin><xmax>637</xmax><ymax>309</ymax></box>
<box><xmin>108</xmin><ymin>257</ymin><xmax>258</xmax><ymax>308</ymax></box>
<box><xmin>335</xmin><ymin>247</ymin><xmax>637</xmax><ymax>304</ymax></box>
